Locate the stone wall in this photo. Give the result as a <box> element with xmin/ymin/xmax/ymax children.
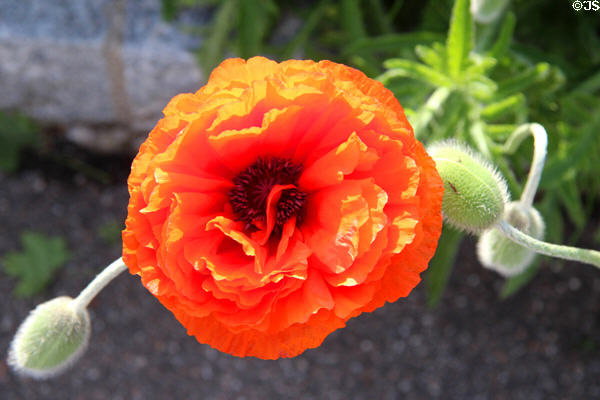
<box><xmin>0</xmin><ymin>0</ymin><xmax>206</xmax><ymax>152</ymax></box>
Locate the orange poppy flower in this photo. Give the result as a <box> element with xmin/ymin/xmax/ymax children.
<box><xmin>122</xmin><ymin>57</ymin><xmax>443</xmax><ymax>359</ymax></box>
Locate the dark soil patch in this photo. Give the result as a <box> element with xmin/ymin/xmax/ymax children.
<box><xmin>1</xmin><ymin>159</ymin><xmax>599</xmax><ymax>400</ymax></box>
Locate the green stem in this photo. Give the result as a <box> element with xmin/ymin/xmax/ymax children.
<box><xmin>497</xmin><ymin>220</ymin><xmax>600</xmax><ymax>269</ymax></box>
<box><xmin>72</xmin><ymin>258</ymin><xmax>127</xmax><ymax>311</ymax></box>
<box><xmin>412</xmin><ymin>87</ymin><xmax>451</xmax><ymax>137</ymax></box>
<box><xmin>503</xmin><ymin>123</ymin><xmax>547</xmax><ymax>207</ymax></box>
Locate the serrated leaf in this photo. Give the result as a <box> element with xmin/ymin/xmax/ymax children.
<box><xmin>446</xmin><ymin>0</ymin><xmax>473</xmax><ymax>79</ymax></box>
<box><xmin>2</xmin><ymin>232</ymin><xmax>70</xmax><ymax>297</ymax></box>
<box><xmin>426</xmin><ymin>226</ymin><xmax>463</xmax><ymax>308</ymax></box>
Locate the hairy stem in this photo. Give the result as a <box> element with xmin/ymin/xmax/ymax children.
<box><xmin>497</xmin><ymin>220</ymin><xmax>600</xmax><ymax>269</ymax></box>
<box><xmin>72</xmin><ymin>258</ymin><xmax>128</xmax><ymax>311</ymax></box>
<box><xmin>503</xmin><ymin>123</ymin><xmax>548</xmax><ymax>207</ymax></box>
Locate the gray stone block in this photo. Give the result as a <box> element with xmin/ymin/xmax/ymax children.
<box><xmin>0</xmin><ymin>0</ymin><xmax>206</xmax><ymax>152</ymax></box>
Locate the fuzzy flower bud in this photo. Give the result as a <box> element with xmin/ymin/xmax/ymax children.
<box><xmin>477</xmin><ymin>201</ymin><xmax>545</xmax><ymax>277</ymax></box>
<box><xmin>8</xmin><ymin>296</ymin><xmax>91</xmax><ymax>379</ymax></box>
<box><xmin>428</xmin><ymin>140</ymin><xmax>509</xmax><ymax>234</ymax></box>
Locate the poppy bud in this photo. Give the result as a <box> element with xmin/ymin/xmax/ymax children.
<box><xmin>428</xmin><ymin>140</ymin><xmax>509</xmax><ymax>234</ymax></box>
<box><xmin>477</xmin><ymin>201</ymin><xmax>545</xmax><ymax>276</ymax></box>
<box><xmin>470</xmin><ymin>0</ymin><xmax>510</xmax><ymax>24</ymax></box>
<box><xmin>8</xmin><ymin>296</ymin><xmax>91</xmax><ymax>379</ymax></box>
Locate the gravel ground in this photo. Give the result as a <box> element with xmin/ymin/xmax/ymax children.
<box><xmin>1</xmin><ymin>164</ymin><xmax>599</xmax><ymax>400</ymax></box>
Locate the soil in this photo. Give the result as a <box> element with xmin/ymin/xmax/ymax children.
<box><xmin>1</xmin><ymin>151</ymin><xmax>599</xmax><ymax>400</ymax></box>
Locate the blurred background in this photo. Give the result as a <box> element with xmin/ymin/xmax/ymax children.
<box><xmin>1</xmin><ymin>0</ymin><xmax>599</xmax><ymax>398</ymax></box>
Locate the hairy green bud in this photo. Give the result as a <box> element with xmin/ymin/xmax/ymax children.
<box><xmin>477</xmin><ymin>202</ymin><xmax>545</xmax><ymax>277</ymax></box>
<box><xmin>428</xmin><ymin>140</ymin><xmax>509</xmax><ymax>233</ymax></box>
<box><xmin>8</xmin><ymin>296</ymin><xmax>91</xmax><ymax>379</ymax></box>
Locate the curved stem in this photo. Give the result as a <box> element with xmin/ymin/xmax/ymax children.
<box><xmin>72</xmin><ymin>258</ymin><xmax>128</xmax><ymax>311</ymax></box>
<box><xmin>503</xmin><ymin>123</ymin><xmax>548</xmax><ymax>207</ymax></box>
<box><xmin>497</xmin><ymin>220</ymin><xmax>600</xmax><ymax>269</ymax></box>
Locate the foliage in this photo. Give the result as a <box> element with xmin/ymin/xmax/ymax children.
<box><xmin>98</xmin><ymin>220</ymin><xmax>123</xmax><ymax>245</ymax></box>
<box><xmin>167</xmin><ymin>0</ymin><xmax>600</xmax><ymax>303</ymax></box>
<box><xmin>377</xmin><ymin>0</ymin><xmax>600</xmax><ymax>302</ymax></box>
<box><xmin>2</xmin><ymin>232</ymin><xmax>71</xmax><ymax>297</ymax></box>
<box><xmin>0</xmin><ymin>111</ymin><xmax>40</xmax><ymax>173</ymax></box>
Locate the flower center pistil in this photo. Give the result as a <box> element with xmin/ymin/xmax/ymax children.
<box><xmin>229</xmin><ymin>157</ymin><xmax>307</xmax><ymax>234</ymax></box>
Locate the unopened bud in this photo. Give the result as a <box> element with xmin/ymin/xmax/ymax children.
<box><xmin>8</xmin><ymin>296</ymin><xmax>91</xmax><ymax>379</ymax></box>
<box><xmin>428</xmin><ymin>140</ymin><xmax>509</xmax><ymax>233</ymax></box>
<box><xmin>477</xmin><ymin>202</ymin><xmax>545</xmax><ymax>277</ymax></box>
<box><xmin>470</xmin><ymin>0</ymin><xmax>510</xmax><ymax>24</ymax></box>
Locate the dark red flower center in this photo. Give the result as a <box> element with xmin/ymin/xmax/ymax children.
<box><xmin>229</xmin><ymin>157</ymin><xmax>307</xmax><ymax>233</ymax></box>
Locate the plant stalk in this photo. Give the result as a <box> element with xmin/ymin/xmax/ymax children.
<box><xmin>72</xmin><ymin>258</ymin><xmax>128</xmax><ymax>311</ymax></box>
<box><xmin>497</xmin><ymin>220</ymin><xmax>600</xmax><ymax>269</ymax></box>
<box><xmin>503</xmin><ymin>123</ymin><xmax>547</xmax><ymax>207</ymax></box>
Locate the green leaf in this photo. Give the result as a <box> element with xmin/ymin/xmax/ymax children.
<box><xmin>198</xmin><ymin>0</ymin><xmax>237</xmax><ymax>73</ymax></box>
<box><xmin>366</xmin><ymin>0</ymin><xmax>393</xmax><ymax>34</ymax></box>
<box><xmin>495</xmin><ymin>62</ymin><xmax>550</xmax><ymax>98</ymax></box>
<box><xmin>340</xmin><ymin>0</ymin><xmax>367</xmax><ymax>40</ymax></box>
<box><xmin>426</xmin><ymin>226</ymin><xmax>463</xmax><ymax>308</ymax></box>
<box><xmin>160</xmin><ymin>0</ymin><xmax>179</xmax><ymax>21</ymax></box>
<box><xmin>573</xmin><ymin>70</ymin><xmax>600</xmax><ymax>94</ymax></box>
<box><xmin>238</xmin><ymin>0</ymin><xmax>265</xmax><ymax>58</ymax></box>
<box><xmin>542</xmin><ymin>112</ymin><xmax>600</xmax><ymax>187</ymax></box>
<box><xmin>380</xmin><ymin>59</ymin><xmax>453</xmax><ymax>87</ymax></box>
<box><xmin>282</xmin><ymin>0</ymin><xmax>329</xmax><ymax>59</ymax></box>
<box><xmin>342</xmin><ymin>32</ymin><xmax>444</xmax><ymax>56</ymax></box>
<box><xmin>480</xmin><ymin>94</ymin><xmax>525</xmax><ymax>121</ymax></box>
<box><xmin>557</xmin><ymin>180</ymin><xmax>586</xmax><ymax>229</ymax></box>
<box><xmin>411</xmin><ymin>87</ymin><xmax>452</xmax><ymax>138</ymax></box>
<box><xmin>98</xmin><ymin>221</ymin><xmax>123</xmax><ymax>245</ymax></box>
<box><xmin>446</xmin><ymin>0</ymin><xmax>473</xmax><ymax>79</ymax></box>
<box><xmin>490</xmin><ymin>11</ymin><xmax>515</xmax><ymax>59</ymax></box>
<box><xmin>0</xmin><ymin>112</ymin><xmax>40</xmax><ymax>173</ymax></box>
<box><xmin>539</xmin><ymin>194</ymin><xmax>564</xmax><ymax>247</ymax></box>
<box><xmin>3</xmin><ymin>232</ymin><xmax>70</xmax><ymax>297</ymax></box>
<box><xmin>499</xmin><ymin>261</ymin><xmax>540</xmax><ymax>299</ymax></box>
<box><xmin>415</xmin><ymin>44</ymin><xmax>445</xmax><ymax>71</ymax></box>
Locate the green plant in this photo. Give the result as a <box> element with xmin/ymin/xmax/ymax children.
<box><xmin>3</xmin><ymin>232</ymin><xmax>71</xmax><ymax>297</ymax></box>
<box><xmin>378</xmin><ymin>0</ymin><xmax>600</xmax><ymax>303</ymax></box>
<box><xmin>0</xmin><ymin>111</ymin><xmax>40</xmax><ymax>172</ymax></box>
<box><xmin>98</xmin><ymin>220</ymin><xmax>123</xmax><ymax>245</ymax></box>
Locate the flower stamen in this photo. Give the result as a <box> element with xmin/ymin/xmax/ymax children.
<box><xmin>229</xmin><ymin>157</ymin><xmax>306</xmax><ymax>233</ymax></box>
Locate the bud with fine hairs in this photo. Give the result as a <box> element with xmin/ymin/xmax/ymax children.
<box><xmin>427</xmin><ymin>140</ymin><xmax>509</xmax><ymax>234</ymax></box>
<box><xmin>7</xmin><ymin>296</ymin><xmax>91</xmax><ymax>379</ymax></box>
